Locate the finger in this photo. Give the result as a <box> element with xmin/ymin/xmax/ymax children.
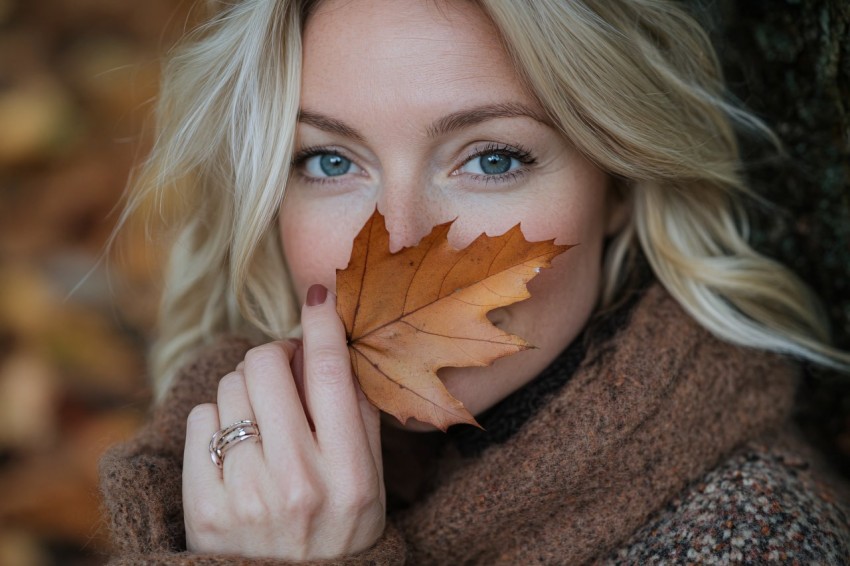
<box><xmin>217</xmin><ymin>370</ymin><xmax>255</xmax><ymax>425</ymax></box>
<box><xmin>183</xmin><ymin>403</ymin><xmax>225</xmax><ymax>517</ymax></box>
<box><xmin>289</xmin><ymin>339</ymin><xmax>312</xmax><ymax>430</ymax></box>
<box><xmin>242</xmin><ymin>340</ymin><xmax>313</xmax><ymax>464</ymax></box>
<box><xmin>216</xmin><ymin>371</ymin><xmax>263</xmax><ymax>479</ymax></box>
<box><xmin>354</xmin><ymin>383</ymin><xmax>383</xmax><ymax>477</ymax></box>
<box><xmin>301</xmin><ymin>284</ymin><xmax>373</xmax><ymax>463</ymax></box>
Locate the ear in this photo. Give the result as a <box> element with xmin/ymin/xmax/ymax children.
<box><xmin>604</xmin><ymin>178</ymin><xmax>631</xmax><ymax>237</ymax></box>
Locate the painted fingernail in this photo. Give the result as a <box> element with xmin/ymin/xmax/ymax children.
<box><xmin>306</xmin><ymin>284</ymin><xmax>327</xmax><ymax>307</ymax></box>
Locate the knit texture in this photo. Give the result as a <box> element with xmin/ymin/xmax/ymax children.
<box><xmin>447</xmin><ymin>282</ymin><xmax>643</xmax><ymax>458</ymax></box>
<box><xmin>99</xmin><ymin>285</ymin><xmax>850</xmax><ymax>564</ymax></box>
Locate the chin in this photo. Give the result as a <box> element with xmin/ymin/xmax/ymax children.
<box><xmin>377</xmin><ymin>369</ymin><xmax>491</xmax><ymax>433</ymax></box>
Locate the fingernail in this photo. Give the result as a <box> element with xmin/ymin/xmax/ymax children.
<box><xmin>306</xmin><ymin>284</ymin><xmax>327</xmax><ymax>307</ymax></box>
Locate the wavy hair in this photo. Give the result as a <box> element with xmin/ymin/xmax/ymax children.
<box><xmin>120</xmin><ymin>0</ymin><xmax>849</xmax><ymax>398</ymax></box>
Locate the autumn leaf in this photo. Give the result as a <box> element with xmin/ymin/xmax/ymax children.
<box><xmin>336</xmin><ymin>210</ymin><xmax>572</xmax><ymax>431</ymax></box>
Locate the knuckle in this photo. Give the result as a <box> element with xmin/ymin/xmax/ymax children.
<box><xmin>338</xmin><ymin>475</ymin><xmax>380</xmax><ymax>515</ymax></box>
<box><xmin>282</xmin><ymin>480</ymin><xmax>324</xmax><ymax>516</ymax></box>
<box><xmin>339</xmin><ymin>490</ymin><xmax>373</xmax><ymax>515</ymax></box>
<box><xmin>231</xmin><ymin>485</ymin><xmax>272</xmax><ymax>524</ymax></box>
<box><xmin>244</xmin><ymin>343</ymin><xmax>288</xmax><ymax>374</ymax></box>
<box><xmin>217</xmin><ymin>371</ymin><xmax>244</xmax><ymax>394</ymax></box>
<box><xmin>272</xmin><ymin>338</ymin><xmax>300</xmax><ymax>358</ymax></box>
<box><xmin>187</xmin><ymin>403</ymin><xmax>216</xmax><ymax>425</ymax></box>
<box><xmin>187</xmin><ymin>497</ymin><xmax>222</xmax><ymax>534</ymax></box>
<box><xmin>309</xmin><ymin>350</ymin><xmax>350</xmax><ymax>385</ymax></box>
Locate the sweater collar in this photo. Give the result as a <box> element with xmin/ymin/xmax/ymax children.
<box><xmin>447</xmin><ymin>282</ymin><xmax>645</xmax><ymax>457</ymax></box>
<box><xmin>396</xmin><ymin>283</ymin><xmax>799</xmax><ymax>564</ymax></box>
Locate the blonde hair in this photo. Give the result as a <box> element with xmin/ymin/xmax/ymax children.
<box><xmin>122</xmin><ymin>0</ymin><xmax>849</xmax><ymax>398</ymax></box>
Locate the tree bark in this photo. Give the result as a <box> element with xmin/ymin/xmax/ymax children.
<box><xmin>687</xmin><ymin>0</ymin><xmax>850</xmax><ymax>475</ymax></box>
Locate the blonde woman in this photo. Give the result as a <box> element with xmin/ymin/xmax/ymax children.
<box><xmin>100</xmin><ymin>0</ymin><xmax>850</xmax><ymax>563</ymax></box>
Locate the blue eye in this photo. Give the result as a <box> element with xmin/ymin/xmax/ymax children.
<box><xmin>480</xmin><ymin>153</ymin><xmax>512</xmax><ymax>174</ymax></box>
<box><xmin>459</xmin><ymin>151</ymin><xmax>521</xmax><ymax>176</ymax></box>
<box><xmin>302</xmin><ymin>153</ymin><xmax>362</xmax><ymax>178</ymax></box>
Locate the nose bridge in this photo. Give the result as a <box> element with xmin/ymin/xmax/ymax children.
<box><xmin>378</xmin><ymin>170</ymin><xmax>441</xmax><ymax>252</ymax></box>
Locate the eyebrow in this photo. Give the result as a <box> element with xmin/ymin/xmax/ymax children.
<box><xmin>297</xmin><ymin>102</ymin><xmax>550</xmax><ymax>141</ymax></box>
<box><xmin>298</xmin><ymin>110</ymin><xmax>366</xmax><ymax>142</ymax></box>
<box><xmin>427</xmin><ymin>102</ymin><xmax>550</xmax><ymax>137</ymax></box>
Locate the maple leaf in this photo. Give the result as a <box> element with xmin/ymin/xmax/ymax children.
<box><xmin>336</xmin><ymin>210</ymin><xmax>572</xmax><ymax>431</ymax></box>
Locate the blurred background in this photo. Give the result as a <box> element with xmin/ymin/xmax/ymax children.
<box><xmin>0</xmin><ymin>0</ymin><xmax>847</xmax><ymax>564</ymax></box>
<box><xmin>0</xmin><ymin>1</ymin><xmax>193</xmax><ymax>564</ymax></box>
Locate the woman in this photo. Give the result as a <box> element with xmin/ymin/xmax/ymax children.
<box><xmin>100</xmin><ymin>0</ymin><xmax>850</xmax><ymax>563</ymax></box>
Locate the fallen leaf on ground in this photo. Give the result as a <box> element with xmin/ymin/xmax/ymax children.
<box><xmin>336</xmin><ymin>210</ymin><xmax>572</xmax><ymax>431</ymax></box>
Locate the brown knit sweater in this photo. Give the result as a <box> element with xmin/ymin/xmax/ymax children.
<box><xmin>99</xmin><ymin>285</ymin><xmax>850</xmax><ymax>564</ymax></box>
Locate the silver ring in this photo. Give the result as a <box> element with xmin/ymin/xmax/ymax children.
<box><xmin>209</xmin><ymin>419</ymin><xmax>261</xmax><ymax>468</ymax></box>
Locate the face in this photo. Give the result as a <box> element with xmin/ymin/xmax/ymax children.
<box><xmin>281</xmin><ymin>0</ymin><xmax>622</xmax><ymax>428</ymax></box>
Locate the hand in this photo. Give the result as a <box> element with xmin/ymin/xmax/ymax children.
<box><xmin>182</xmin><ymin>285</ymin><xmax>385</xmax><ymax>560</ymax></box>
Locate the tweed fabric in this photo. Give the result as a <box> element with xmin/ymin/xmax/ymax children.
<box><xmin>604</xmin><ymin>439</ymin><xmax>850</xmax><ymax>564</ymax></box>
<box><xmin>99</xmin><ymin>285</ymin><xmax>849</xmax><ymax>564</ymax></box>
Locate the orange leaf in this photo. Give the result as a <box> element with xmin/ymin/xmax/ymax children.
<box><xmin>336</xmin><ymin>210</ymin><xmax>572</xmax><ymax>431</ymax></box>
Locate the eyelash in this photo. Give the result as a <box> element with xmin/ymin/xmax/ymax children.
<box><xmin>291</xmin><ymin>145</ymin><xmax>354</xmax><ymax>186</ymax></box>
<box><xmin>290</xmin><ymin>142</ymin><xmax>537</xmax><ymax>186</ymax></box>
<box><xmin>458</xmin><ymin>142</ymin><xmax>536</xmax><ymax>185</ymax></box>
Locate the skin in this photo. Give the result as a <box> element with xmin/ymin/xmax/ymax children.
<box><xmin>184</xmin><ymin>0</ymin><xmax>624</xmax><ymax>559</ymax></box>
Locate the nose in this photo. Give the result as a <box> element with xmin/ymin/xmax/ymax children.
<box><xmin>377</xmin><ymin>176</ymin><xmax>449</xmax><ymax>253</ymax></box>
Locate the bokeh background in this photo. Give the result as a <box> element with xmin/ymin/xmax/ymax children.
<box><xmin>0</xmin><ymin>1</ymin><xmax>194</xmax><ymax>564</ymax></box>
<box><xmin>0</xmin><ymin>0</ymin><xmax>847</xmax><ymax>564</ymax></box>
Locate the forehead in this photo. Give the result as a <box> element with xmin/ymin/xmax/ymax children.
<box><xmin>301</xmin><ymin>0</ymin><xmax>538</xmax><ymax>121</ymax></box>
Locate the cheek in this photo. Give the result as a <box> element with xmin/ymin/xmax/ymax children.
<box><xmin>500</xmin><ymin>228</ymin><xmax>604</xmax><ymax>339</ymax></box>
<box><xmin>525</xmin><ymin>168</ymin><xmax>611</xmax><ymax>246</ymax></box>
<box><xmin>487</xmin><ymin>170</ymin><xmax>612</xmax><ymax>344</ymax></box>
<box><xmin>280</xmin><ymin>202</ymin><xmax>369</xmax><ymax>302</ymax></box>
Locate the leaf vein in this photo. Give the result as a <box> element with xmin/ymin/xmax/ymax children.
<box><xmin>355</xmin><ymin>251</ymin><xmax>557</xmax><ymax>339</ymax></box>
<box><xmin>399</xmin><ymin>320</ymin><xmax>520</xmax><ymax>345</ymax></box>
<box><xmin>351</xmin><ymin>346</ymin><xmax>466</xmax><ymax>416</ymax></box>
<box><xmin>403</xmin><ymin>228</ymin><xmax>442</xmax><ymax>314</ymax></box>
